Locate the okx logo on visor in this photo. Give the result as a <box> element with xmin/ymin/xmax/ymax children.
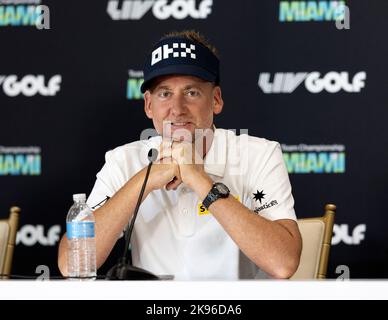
<box><xmin>141</xmin><ymin>37</ymin><xmax>220</xmax><ymax>93</ymax></box>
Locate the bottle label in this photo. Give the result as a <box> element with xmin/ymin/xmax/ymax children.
<box><xmin>67</xmin><ymin>221</ymin><xmax>95</xmax><ymax>239</ymax></box>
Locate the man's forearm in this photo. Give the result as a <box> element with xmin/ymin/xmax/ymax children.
<box><xmin>93</xmin><ymin>168</ymin><xmax>153</xmax><ymax>268</ymax></box>
<box><xmin>58</xmin><ymin>168</ymin><xmax>151</xmax><ymax>275</ymax></box>
<box><xmin>191</xmin><ymin>173</ymin><xmax>301</xmax><ymax>279</ymax></box>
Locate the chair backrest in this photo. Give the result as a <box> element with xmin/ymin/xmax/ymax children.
<box><xmin>0</xmin><ymin>207</ymin><xmax>21</xmax><ymax>279</ymax></box>
<box><xmin>291</xmin><ymin>204</ymin><xmax>336</xmax><ymax>279</ymax></box>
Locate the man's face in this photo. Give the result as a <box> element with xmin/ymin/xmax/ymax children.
<box><xmin>144</xmin><ymin>75</ymin><xmax>224</xmax><ymax>142</ymax></box>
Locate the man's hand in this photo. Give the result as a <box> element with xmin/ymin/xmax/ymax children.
<box><xmin>153</xmin><ymin>139</ymin><xmax>213</xmax><ymax>195</ymax></box>
<box><xmin>170</xmin><ymin>141</ymin><xmax>208</xmax><ymax>188</ymax></box>
<box><xmin>146</xmin><ymin>156</ymin><xmax>182</xmax><ymax>191</ymax></box>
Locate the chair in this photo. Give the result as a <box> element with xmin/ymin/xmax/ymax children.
<box><xmin>290</xmin><ymin>204</ymin><xmax>336</xmax><ymax>279</ymax></box>
<box><xmin>0</xmin><ymin>207</ymin><xmax>21</xmax><ymax>279</ymax></box>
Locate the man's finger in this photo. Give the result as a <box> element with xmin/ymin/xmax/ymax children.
<box><xmin>165</xmin><ymin>176</ymin><xmax>182</xmax><ymax>190</ymax></box>
<box><xmin>171</xmin><ymin>142</ymin><xmax>194</xmax><ymax>165</ymax></box>
<box><xmin>158</xmin><ymin>140</ymin><xmax>173</xmax><ymax>161</ymax></box>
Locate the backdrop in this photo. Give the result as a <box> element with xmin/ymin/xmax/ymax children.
<box><xmin>1</xmin><ymin>0</ymin><xmax>387</xmax><ymax>278</ymax></box>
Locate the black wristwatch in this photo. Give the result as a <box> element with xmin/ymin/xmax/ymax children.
<box><xmin>203</xmin><ymin>182</ymin><xmax>230</xmax><ymax>209</ymax></box>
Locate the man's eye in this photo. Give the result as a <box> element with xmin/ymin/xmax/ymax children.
<box><xmin>186</xmin><ymin>90</ymin><xmax>199</xmax><ymax>97</ymax></box>
<box><xmin>159</xmin><ymin>91</ymin><xmax>171</xmax><ymax>98</ymax></box>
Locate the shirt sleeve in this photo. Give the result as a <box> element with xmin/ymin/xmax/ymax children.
<box><xmin>246</xmin><ymin>141</ymin><xmax>296</xmax><ymax>222</ymax></box>
<box><xmin>86</xmin><ymin>149</ymin><xmax>124</xmax><ymax>211</ymax></box>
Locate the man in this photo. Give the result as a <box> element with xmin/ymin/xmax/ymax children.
<box><xmin>58</xmin><ymin>30</ymin><xmax>302</xmax><ymax>280</ymax></box>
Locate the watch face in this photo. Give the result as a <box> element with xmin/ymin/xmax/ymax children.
<box><xmin>215</xmin><ymin>183</ymin><xmax>229</xmax><ymax>195</ymax></box>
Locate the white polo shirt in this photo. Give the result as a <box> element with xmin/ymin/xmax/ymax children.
<box><xmin>87</xmin><ymin>128</ymin><xmax>296</xmax><ymax>280</ymax></box>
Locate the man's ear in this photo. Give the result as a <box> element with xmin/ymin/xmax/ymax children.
<box><xmin>144</xmin><ymin>91</ymin><xmax>153</xmax><ymax>119</ymax></box>
<box><xmin>213</xmin><ymin>86</ymin><xmax>224</xmax><ymax>115</ymax></box>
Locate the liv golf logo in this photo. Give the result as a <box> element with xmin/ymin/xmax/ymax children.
<box><xmin>0</xmin><ymin>146</ymin><xmax>41</xmax><ymax>176</ymax></box>
<box><xmin>0</xmin><ymin>74</ymin><xmax>61</xmax><ymax>97</ymax></box>
<box><xmin>332</xmin><ymin>224</ymin><xmax>366</xmax><ymax>245</ymax></box>
<box><xmin>282</xmin><ymin>144</ymin><xmax>345</xmax><ymax>174</ymax></box>
<box><xmin>107</xmin><ymin>0</ymin><xmax>213</xmax><ymax>20</ymax></box>
<box><xmin>17</xmin><ymin>224</ymin><xmax>61</xmax><ymax>246</ymax></box>
<box><xmin>258</xmin><ymin>72</ymin><xmax>366</xmax><ymax>94</ymax></box>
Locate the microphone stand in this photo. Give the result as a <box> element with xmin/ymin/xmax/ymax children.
<box><xmin>105</xmin><ymin>149</ymin><xmax>159</xmax><ymax>280</ymax></box>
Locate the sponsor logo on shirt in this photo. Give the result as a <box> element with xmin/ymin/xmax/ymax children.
<box><xmin>252</xmin><ymin>189</ymin><xmax>278</xmax><ymax>214</ymax></box>
<box><xmin>254</xmin><ymin>200</ymin><xmax>279</xmax><ymax>214</ymax></box>
<box><xmin>252</xmin><ymin>190</ymin><xmax>265</xmax><ymax>204</ymax></box>
<box><xmin>90</xmin><ymin>196</ymin><xmax>111</xmax><ymax>209</ymax></box>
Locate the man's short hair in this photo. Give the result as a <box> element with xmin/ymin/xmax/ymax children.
<box><xmin>160</xmin><ymin>30</ymin><xmax>220</xmax><ymax>59</ymax></box>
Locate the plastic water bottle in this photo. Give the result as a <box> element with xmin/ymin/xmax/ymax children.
<box><xmin>66</xmin><ymin>193</ymin><xmax>96</xmax><ymax>280</ymax></box>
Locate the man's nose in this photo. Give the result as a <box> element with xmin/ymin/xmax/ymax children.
<box><xmin>170</xmin><ymin>94</ymin><xmax>187</xmax><ymax>116</ymax></box>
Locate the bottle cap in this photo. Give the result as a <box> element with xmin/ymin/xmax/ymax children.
<box><xmin>73</xmin><ymin>193</ymin><xmax>86</xmax><ymax>202</ymax></box>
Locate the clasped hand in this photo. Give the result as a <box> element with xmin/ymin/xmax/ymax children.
<box><xmin>148</xmin><ymin>140</ymin><xmax>206</xmax><ymax>191</ymax></box>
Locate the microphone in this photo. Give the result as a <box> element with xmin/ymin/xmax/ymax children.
<box><xmin>105</xmin><ymin>148</ymin><xmax>159</xmax><ymax>280</ymax></box>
